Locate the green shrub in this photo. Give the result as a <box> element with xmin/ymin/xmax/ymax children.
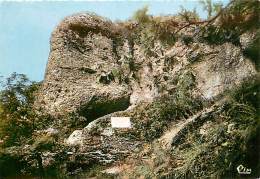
<box><xmin>219</xmin><ymin>0</ymin><xmax>260</xmax><ymax>33</ymax></box>
<box><xmin>200</xmin><ymin>25</ymin><xmax>241</xmax><ymax>45</ymax></box>
<box><xmin>0</xmin><ymin>73</ymin><xmax>39</xmax><ymax>147</ymax></box>
<box><xmin>179</xmin><ymin>6</ymin><xmax>200</xmax><ymax>22</ymax></box>
<box><xmin>182</xmin><ymin>35</ymin><xmax>194</xmax><ymax>45</ymax></box>
<box><xmin>168</xmin><ymin>78</ymin><xmax>260</xmax><ymax>178</ymax></box>
<box><xmin>197</xmin><ymin>0</ymin><xmax>259</xmax><ymax>46</ymax></box>
<box><xmin>199</xmin><ymin>0</ymin><xmax>223</xmax><ymax>19</ymax></box>
<box><xmin>132</xmin><ymin>6</ymin><xmax>151</xmax><ymax>24</ymax></box>
<box><xmin>131</xmin><ymin>6</ymin><xmax>179</xmax><ymax>56</ymax></box>
<box><xmin>0</xmin><ymin>149</ymin><xmax>27</xmax><ymax>177</ymax></box>
<box><xmin>123</xmin><ymin>70</ymin><xmax>203</xmax><ymax>141</ymax></box>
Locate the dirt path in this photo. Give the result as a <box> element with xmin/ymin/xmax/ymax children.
<box><xmin>158</xmin><ymin>104</ymin><xmax>218</xmax><ymax>149</ymax></box>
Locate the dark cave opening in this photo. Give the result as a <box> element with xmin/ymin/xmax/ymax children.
<box><xmin>77</xmin><ymin>96</ymin><xmax>130</xmax><ymax>124</ymax></box>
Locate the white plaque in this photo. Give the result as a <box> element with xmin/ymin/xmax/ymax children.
<box><xmin>111</xmin><ymin>117</ymin><xmax>131</xmax><ymax>128</ymax></box>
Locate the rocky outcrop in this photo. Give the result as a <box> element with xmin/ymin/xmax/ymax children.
<box><xmin>36</xmin><ymin>14</ymin><xmax>130</xmax><ymax>117</ymax></box>
<box><xmin>33</xmin><ymin>13</ymin><xmax>258</xmax><ymax>177</ymax></box>
<box><xmin>36</xmin><ymin>13</ymin><xmax>256</xmax><ymax>118</ymax></box>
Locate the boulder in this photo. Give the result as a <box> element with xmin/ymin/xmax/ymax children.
<box><xmin>65</xmin><ymin>130</ymin><xmax>83</xmax><ymax>146</ymax></box>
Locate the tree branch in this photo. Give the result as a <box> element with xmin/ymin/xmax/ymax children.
<box><xmin>174</xmin><ymin>0</ymin><xmax>235</xmax><ymax>34</ymax></box>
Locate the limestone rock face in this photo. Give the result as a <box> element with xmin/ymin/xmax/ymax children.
<box><xmin>192</xmin><ymin>43</ymin><xmax>255</xmax><ymax>99</ymax></box>
<box><xmin>36</xmin><ymin>13</ymin><xmax>256</xmax><ymax>118</ymax></box>
<box><xmin>36</xmin><ymin>14</ymin><xmax>131</xmax><ymax>116</ymax></box>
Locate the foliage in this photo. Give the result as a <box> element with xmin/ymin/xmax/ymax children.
<box><xmin>199</xmin><ymin>0</ymin><xmax>223</xmax><ymax>19</ymax></box>
<box><xmin>200</xmin><ymin>0</ymin><xmax>260</xmax><ymax>46</ymax></box>
<box><xmin>0</xmin><ymin>73</ymin><xmax>63</xmax><ymax>177</ymax></box>
<box><xmin>168</xmin><ymin>78</ymin><xmax>260</xmax><ymax>178</ymax></box>
<box><xmin>132</xmin><ymin>5</ymin><xmax>150</xmax><ymax>24</ymax></box>
<box><xmin>133</xmin><ymin>165</ymin><xmax>156</xmax><ymax>178</ymax></box>
<box><xmin>0</xmin><ymin>73</ymin><xmax>103</xmax><ymax>177</ymax></box>
<box><xmin>131</xmin><ymin>6</ymin><xmax>178</xmax><ymax>56</ymax></box>
<box><xmin>200</xmin><ymin>24</ymin><xmax>241</xmax><ymax>45</ymax></box>
<box><xmin>0</xmin><ymin>148</ymin><xmax>28</xmax><ymax>177</ymax></box>
<box><xmin>181</xmin><ymin>35</ymin><xmax>194</xmax><ymax>46</ymax></box>
<box><xmin>152</xmin><ymin>18</ymin><xmax>178</xmax><ymax>47</ymax></box>
<box><xmin>179</xmin><ymin>6</ymin><xmax>200</xmax><ymax>22</ymax></box>
<box><xmin>219</xmin><ymin>0</ymin><xmax>260</xmax><ymax>33</ymax></box>
<box><xmin>138</xmin><ymin>24</ymin><xmax>156</xmax><ymax>56</ymax></box>
<box><xmin>0</xmin><ymin>73</ymin><xmax>39</xmax><ymax>147</ymax></box>
<box><xmin>123</xmin><ymin>77</ymin><xmax>259</xmax><ymax>178</ymax></box>
<box><xmin>124</xmin><ymin>71</ymin><xmax>203</xmax><ymax>141</ymax></box>
<box><xmin>129</xmin><ymin>1</ymin><xmax>260</xmax><ymax>54</ymax></box>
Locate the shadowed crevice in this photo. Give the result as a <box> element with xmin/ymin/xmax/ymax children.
<box><xmin>77</xmin><ymin>96</ymin><xmax>130</xmax><ymax>123</ymax></box>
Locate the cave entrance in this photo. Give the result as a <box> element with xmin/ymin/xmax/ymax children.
<box><xmin>77</xmin><ymin>96</ymin><xmax>130</xmax><ymax>124</ymax></box>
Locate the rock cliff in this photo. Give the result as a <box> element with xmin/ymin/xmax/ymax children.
<box><xmin>32</xmin><ymin>12</ymin><xmax>259</xmax><ymax>178</ymax></box>
<box><xmin>37</xmin><ymin>13</ymin><xmax>255</xmax><ymax>115</ymax></box>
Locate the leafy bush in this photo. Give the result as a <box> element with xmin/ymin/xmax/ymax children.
<box><xmin>131</xmin><ymin>6</ymin><xmax>179</xmax><ymax>56</ymax></box>
<box><xmin>200</xmin><ymin>0</ymin><xmax>259</xmax><ymax>46</ymax></box>
<box><xmin>0</xmin><ymin>148</ymin><xmax>28</xmax><ymax>177</ymax></box>
<box><xmin>199</xmin><ymin>0</ymin><xmax>223</xmax><ymax>19</ymax></box>
<box><xmin>200</xmin><ymin>25</ymin><xmax>240</xmax><ymax>45</ymax></box>
<box><xmin>132</xmin><ymin>6</ymin><xmax>151</xmax><ymax>24</ymax></box>
<box><xmin>219</xmin><ymin>0</ymin><xmax>260</xmax><ymax>33</ymax></box>
<box><xmin>182</xmin><ymin>35</ymin><xmax>194</xmax><ymax>45</ymax></box>
<box><xmin>179</xmin><ymin>6</ymin><xmax>200</xmax><ymax>22</ymax></box>
<box><xmin>123</xmin><ymin>71</ymin><xmax>203</xmax><ymax>141</ymax></box>
<box><xmin>0</xmin><ymin>73</ymin><xmax>39</xmax><ymax>147</ymax></box>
